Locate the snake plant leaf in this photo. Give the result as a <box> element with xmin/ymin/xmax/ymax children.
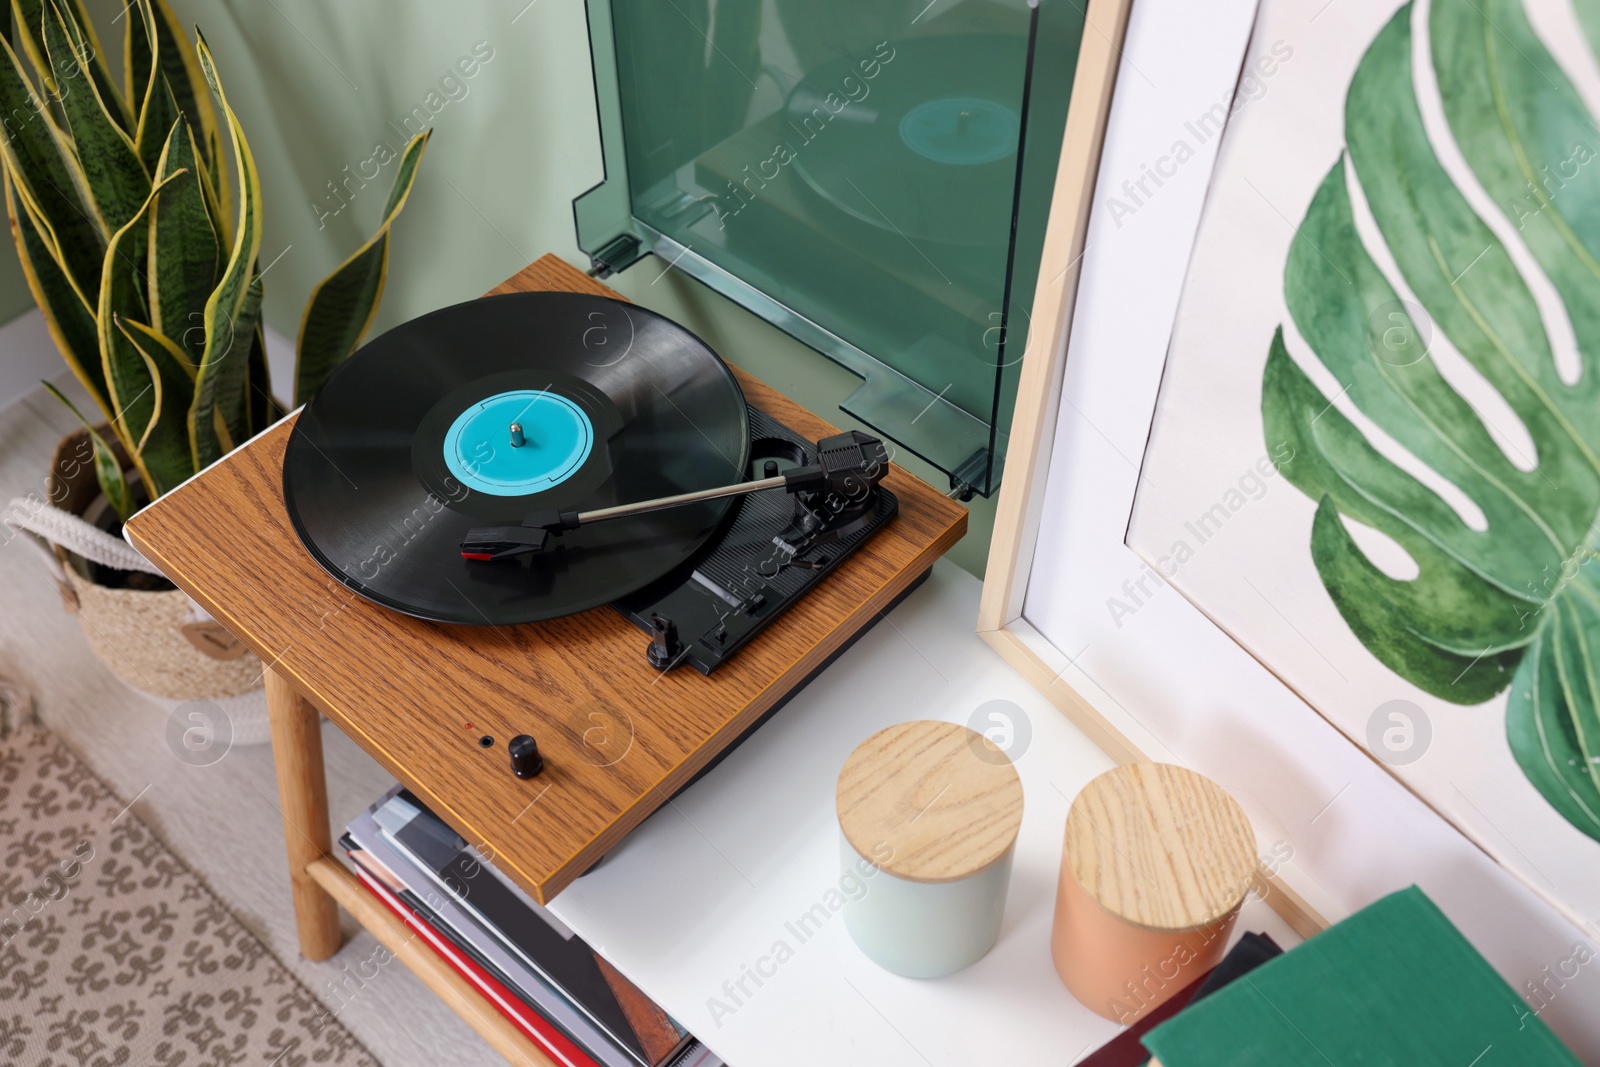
<box><xmin>124</xmin><ymin>0</ymin><xmax>218</xmax><ymax>181</ymax></box>
<box><xmin>187</xmin><ymin>31</ymin><xmax>262</xmax><ymax>469</ymax></box>
<box><xmin>42</xmin><ymin>0</ymin><xmax>148</xmax><ymax>237</ymax></box>
<box><xmin>42</xmin><ymin>381</ymin><xmax>131</xmax><ymax>520</ymax></box>
<box><xmin>295</xmin><ymin>129</ymin><xmax>431</xmax><ymax>405</ymax></box>
<box><xmin>10</xmin><ymin>0</ymin><xmax>119</xmax><ymax>128</ymax></box>
<box><xmin>0</xmin><ymin>27</ymin><xmax>103</xmax><ymax>298</ymax></box>
<box><xmin>123</xmin><ymin>0</ymin><xmax>152</xmax><ymax>118</ymax></box>
<box><xmin>114</xmin><ymin>312</ymin><xmax>194</xmax><ymax>486</ymax></box>
<box><xmin>132</xmin><ymin>70</ymin><xmax>179</xmax><ymax>176</ymax></box>
<box><xmin>50</xmin><ymin>0</ymin><xmax>130</xmax><ymax>132</ymax></box>
<box><xmin>143</xmin><ymin>0</ymin><xmax>217</xmax><ymax>171</ymax></box>
<box><xmin>5</xmin><ymin>167</ymin><xmax>105</xmax><ymax>412</ymax></box>
<box><xmin>194</xmin><ymin>124</ymin><xmax>227</xmax><ymax>247</ymax></box>
<box><xmin>10</xmin><ymin>0</ymin><xmax>54</xmax><ymax>95</ymax></box>
<box><xmin>191</xmin><ymin>273</ymin><xmax>260</xmax><ymax>459</ymax></box>
<box><xmin>99</xmin><ymin>170</ymin><xmax>183</xmax><ymax>495</ymax></box>
<box><xmin>1260</xmin><ymin>1</ymin><xmax>1600</xmax><ymax>841</ymax></box>
<box><xmin>200</xmin><ymin>123</ymin><xmax>228</xmax><ymax>241</ymax></box>
<box><xmin>41</xmin><ymin>0</ymin><xmax>145</xmax><ymax>241</ymax></box>
<box><xmin>147</xmin><ymin>118</ymin><xmax>217</xmax><ymax>361</ymax></box>
<box><xmin>116</xmin><ymin>313</ymin><xmax>193</xmax><ymax>380</ymax></box>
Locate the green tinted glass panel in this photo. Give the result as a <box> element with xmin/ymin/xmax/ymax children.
<box><xmin>575</xmin><ymin>0</ymin><xmax>1085</xmax><ymax>496</ymax></box>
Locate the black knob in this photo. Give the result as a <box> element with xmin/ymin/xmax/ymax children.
<box><xmin>509</xmin><ymin>734</ymin><xmax>544</xmax><ymax>779</ymax></box>
<box><xmin>763</xmin><ymin>460</ymin><xmax>779</xmax><ymax>478</ymax></box>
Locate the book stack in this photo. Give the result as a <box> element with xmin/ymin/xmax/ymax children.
<box><xmin>1139</xmin><ymin>887</ymin><xmax>1583</xmax><ymax>1066</ymax></box>
<box><xmin>341</xmin><ymin>787</ymin><xmax>723</xmax><ymax>1067</ymax></box>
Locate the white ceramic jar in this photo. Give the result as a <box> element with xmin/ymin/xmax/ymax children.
<box><xmin>835</xmin><ymin>720</ymin><xmax>1024</xmax><ymax>978</ymax></box>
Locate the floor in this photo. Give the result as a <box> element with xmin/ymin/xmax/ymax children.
<box><xmin>0</xmin><ymin>323</ymin><xmax>493</xmax><ymax>1065</ymax></box>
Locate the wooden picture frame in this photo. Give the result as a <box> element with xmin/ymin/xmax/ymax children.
<box><xmin>976</xmin><ymin>10</ymin><xmax>1600</xmax><ymax>1052</ymax></box>
<box><xmin>979</xmin><ymin>0</ymin><xmax>1143</xmax><ymax>765</ymax></box>
<box><xmin>976</xmin><ymin>0</ymin><xmax>1332</xmax><ymax>939</ymax></box>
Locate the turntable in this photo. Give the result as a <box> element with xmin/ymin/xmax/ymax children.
<box><xmin>124</xmin><ymin>256</ymin><xmax>967</xmax><ymax>907</ymax></box>
<box><xmin>281</xmin><ymin>286</ymin><xmax>903</xmax><ymax>675</ymax></box>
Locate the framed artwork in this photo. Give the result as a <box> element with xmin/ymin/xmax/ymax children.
<box><xmin>1127</xmin><ymin>0</ymin><xmax>1600</xmax><ymax>931</ymax></box>
<box><xmin>982</xmin><ymin>0</ymin><xmax>1600</xmax><ymax>1054</ymax></box>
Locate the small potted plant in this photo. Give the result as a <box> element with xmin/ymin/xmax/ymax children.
<box><xmin>0</xmin><ymin>0</ymin><xmax>428</xmax><ymax>736</ymax></box>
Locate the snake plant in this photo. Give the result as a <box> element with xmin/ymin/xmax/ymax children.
<box><xmin>1263</xmin><ymin>0</ymin><xmax>1600</xmax><ymax>842</ymax></box>
<box><xmin>0</xmin><ymin>0</ymin><xmax>428</xmax><ymax>520</ymax></box>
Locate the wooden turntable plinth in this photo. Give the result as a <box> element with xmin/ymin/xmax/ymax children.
<box><xmin>125</xmin><ymin>255</ymin><xmax>967</xmax><ymax>935</ymax></box>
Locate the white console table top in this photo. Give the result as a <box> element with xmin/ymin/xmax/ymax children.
<box><xmin>549</xmin><ymin>561</ymin><xmax>1300</xmax><ymax>1067</ymax></box>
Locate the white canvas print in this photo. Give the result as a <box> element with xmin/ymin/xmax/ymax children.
<box><xmin>1128</xmin><ymin>0</ymin><xmax>1600</xmax><ymax>931</ymax></box>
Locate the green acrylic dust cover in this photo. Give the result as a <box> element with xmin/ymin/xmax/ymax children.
<box><xmin>573</xmin><ymin>0</ymin><xmax>1087</xmax><ymax>497</ymax></box>
<box><xmin>1141</xmin><ymin>886</ymin><xmax>1583</xmax><ymax>1066</ymax></box>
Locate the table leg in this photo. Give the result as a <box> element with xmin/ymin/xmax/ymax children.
<box><xmin>265</xmin><ymin>667</ymin><xmax>343</xmax><ymax>961</ymax></box>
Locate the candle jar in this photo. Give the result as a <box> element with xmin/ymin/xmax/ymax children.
<box><xmin>1052</xmin><ymin>762</ymin><xmax>1257</xmax><ymax>1024</ymax></box>
<box><xmin>836</xmin><ymin>720</ymin><xmax>1024</xmax><ymax>978</ymax></box>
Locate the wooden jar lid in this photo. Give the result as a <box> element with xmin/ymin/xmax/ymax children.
<box><xmin>1065</xmin><ymin>763</ymin><xmax>1255</xmax><ymax>932</ymax></box>
<box><xmin>836</xmin><ymin>720</ymin><xmax>1024</xmax><ymax>884</ymax></box>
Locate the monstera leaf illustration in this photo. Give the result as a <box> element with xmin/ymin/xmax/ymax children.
<box><xmin>1261</xmin><ymin>0</ymin><xmax>1600</xmax><ymax>841</ymax></box>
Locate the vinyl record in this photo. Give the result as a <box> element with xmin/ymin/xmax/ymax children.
<box><xmin>785</xmin><ymin>35</ymin><xmax>1026</xmax><ymax>248</ymax></box>
<box><xmin>283</xmin><ymin>291</ymin><xmax>751</xmax><ymax>625</ymax></box>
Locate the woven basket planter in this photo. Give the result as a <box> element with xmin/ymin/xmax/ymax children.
<box><xmin>43</xmin><ymin>430</ymin><xmax>269</xmax><ymax>742</ymax></box>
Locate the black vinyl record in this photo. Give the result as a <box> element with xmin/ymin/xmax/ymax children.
<box><xmin>283</xmin><ymin>291</ymin><xmax>751</xmax><ymax>625</ymax></box>
<box><xmin>785</xmin><ymin>35</ymin><xmax>1026</xmax><ymax>248</ymax></box>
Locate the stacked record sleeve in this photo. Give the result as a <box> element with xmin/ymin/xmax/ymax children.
<box><xmin>341</xmin><ymin>787</ymin><xmax>722</xmax><ymax>1067</ymax></box>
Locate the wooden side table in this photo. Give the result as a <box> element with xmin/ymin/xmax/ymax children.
<box><xmin>124</xmin><ymin>256</ymin><xmax>967</xmax><ymax>1064</ymax></box>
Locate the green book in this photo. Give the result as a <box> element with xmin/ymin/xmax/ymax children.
<box><xmin>1141</xmin><ymin>886</ymin><xmax>1582</xmax><ymax>1066</ymax></box>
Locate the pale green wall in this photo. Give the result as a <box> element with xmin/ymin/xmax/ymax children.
<box><xmin>57</xmin><ymin>0</ymin><xmax>996</xmax><ymax>575</ymax></box>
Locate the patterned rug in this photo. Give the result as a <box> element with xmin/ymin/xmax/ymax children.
<box><xmin>0</xmin><ymin>723</ymin><xmax>380</xmax><ymax>1067</ymax></box>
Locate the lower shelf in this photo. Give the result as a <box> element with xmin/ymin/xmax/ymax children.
<box><xmin>306</xmin><ymin>856</ymin><xmax>558</xmax><ymax>1067</ymax></box>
